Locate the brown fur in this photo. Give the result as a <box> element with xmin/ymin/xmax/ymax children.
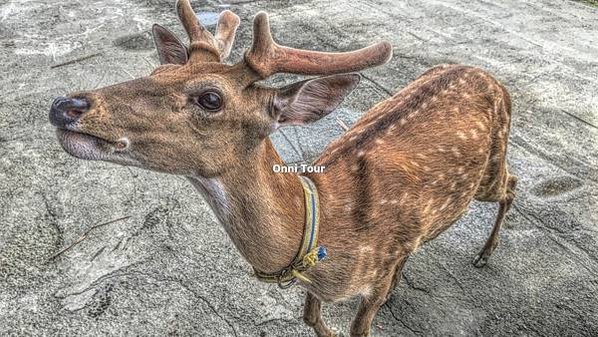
<box><xmin>50</xmin><ymin>3</ymin><xmax>516</xmax><ymax>336</ymax></box>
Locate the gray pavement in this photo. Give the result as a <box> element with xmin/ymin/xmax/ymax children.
<box><xmin>1</xmin><ymin>0</ymin><xmax>597</xmax><ymax>336</ymax></box>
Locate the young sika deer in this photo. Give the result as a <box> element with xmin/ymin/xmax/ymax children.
<box><xmin>49</xmin><ymin>1</ymin><xmax>517</xmax><ymax>336</ymax></box>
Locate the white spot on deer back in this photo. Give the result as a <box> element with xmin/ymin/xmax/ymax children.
<box><xmin>439</xmin><ymin>198</ymin><xmax>452</xmax><ymax>211</ymax></box>
<box><xmin>399</xmin><ymin>194</ymin><xmax>407</xmax><ymax>206</ymax></box>
<box><xmin>408</xmin><ymin>109</ymin><xmax>421</xmax><ymax>119</ymax></box>
<box><xmin>424</xmin><ymin>199</ymin><xmax>434</xmax><ymax>214</ymax></box>
<box><xmin>451</xmin><ymin>146</ymin><xmax>461</xmax><ymax>157</ymax></box>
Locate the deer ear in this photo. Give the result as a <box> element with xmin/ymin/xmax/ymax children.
<box><xmin>152</xmin><ymin>24</ymin><xmax>189</xmax><ymax>65</ymax></box>
<box><xmin>271</xmin><ymin>74</ymin><xmax>360</xmax><ymax>128</ymax></box>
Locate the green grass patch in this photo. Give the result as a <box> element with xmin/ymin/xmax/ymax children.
<box><xmin>577</xmin><ymin>0</ymin><xmax>598</xmax><ymax>7</ymax></box>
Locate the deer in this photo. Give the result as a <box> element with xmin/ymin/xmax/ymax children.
<box><xmin>48</xmin><ymin>1</ymin><xmax>517</xmax><ymax>336</ymax></box>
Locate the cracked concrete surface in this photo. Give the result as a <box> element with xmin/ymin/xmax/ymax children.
<box><xmin>1</xmin><ymin>0</ymin><xmax>597</xmax><ymax>335</ymax></box>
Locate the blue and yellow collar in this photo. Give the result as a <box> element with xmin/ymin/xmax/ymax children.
<box><xmin>252</xmin><ymin>175</ymin><xmax>328</xmax><ymax>289</ymax></box>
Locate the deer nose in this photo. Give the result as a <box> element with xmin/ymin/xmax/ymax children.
<box><xmin>49</xmin><ymin>96</ymin><xmax>91</xmax><ymax>127</ymax></box>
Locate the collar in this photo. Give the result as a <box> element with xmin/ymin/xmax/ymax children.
<box><xmin>252</xmin><ymin>175</ymin><xmax>328</xmax><ymax>289</ymax></box>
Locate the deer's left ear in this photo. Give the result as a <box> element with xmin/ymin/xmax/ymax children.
<box><xmin>270</xmin><ymin>74</ymin><xmax>360</xmax><ymax>128</ymax></box>
<box><xmin>152</xmin><ymin>24</ymin><xmax>189</xmax><ymax>65</ymax></box>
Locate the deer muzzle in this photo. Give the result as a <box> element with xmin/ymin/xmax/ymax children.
<box><xmin>49</xmin><ymin>97</ymin><xmax>90</xmax><ymax>127</ymax></box>
<box><xmin>50</xmin><ymin>96</ymin><xmax>129</xmax><ymax>161</ymax></box>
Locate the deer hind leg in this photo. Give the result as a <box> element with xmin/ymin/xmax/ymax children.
<box><xmin>303</xmin><ymin>292</ymin><xmax>337</xmax><ymax>337</ymax></box>
<box><xmin>473</xmin><ymin>174</ymin><xmax>517</xmax><ymax>268</ymax></box>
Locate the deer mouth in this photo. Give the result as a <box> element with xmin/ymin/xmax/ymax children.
<box><xmin>55</xmin><ymin>129</ymin><xmax>117</xmax><ymax>161</ymax></box>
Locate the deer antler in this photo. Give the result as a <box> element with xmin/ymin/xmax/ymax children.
<box><xmin>244</xmin><ymin>12</ymin><xmax>393</xmax><ymax>78</ymax></box>
<box><xmin>176</xmin><ymin>0</ymin><xmax>240</xmax><ymax>62</ymax></box>
<box><xmin>214</xmin><ymin>10</ymin><xmax>241</xmax><ymax>60</ymax></box>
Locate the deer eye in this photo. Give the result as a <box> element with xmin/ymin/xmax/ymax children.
<box><xmin>195</xmin><ymin>91</ymin><xmax>222</xmax><ymax>112</ymax></box>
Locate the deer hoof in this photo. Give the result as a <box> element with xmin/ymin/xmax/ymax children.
<box><xmin>472</xmin><ymin>253</ymin><xmax>489</xmax><ymax>268</ymax></box>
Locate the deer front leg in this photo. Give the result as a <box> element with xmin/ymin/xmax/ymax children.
<box><xmin>304</xmin><ymin>291</ymin><xmax>337</xmax><ymax>337</ymax></box>
<box><xmin>385</xmin><ymin>257</ymin><xmax>408</xmax><ymax>303</ymax></box>
<box><xmin>349</xmin><ymin>274</ymin><xmax>395</xmax><ymax>337</ymax></box>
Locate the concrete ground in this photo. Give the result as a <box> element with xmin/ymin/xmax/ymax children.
<box><xmin>1</xmin><ymin>0</ymin><xmax>597</xmax><ymax>336</ymax></box>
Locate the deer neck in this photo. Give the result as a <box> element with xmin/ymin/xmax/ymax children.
<box><xmin>187</xmin><ymin>138</ymin><xmax>306</xmax><ymax>273</ymax></box>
